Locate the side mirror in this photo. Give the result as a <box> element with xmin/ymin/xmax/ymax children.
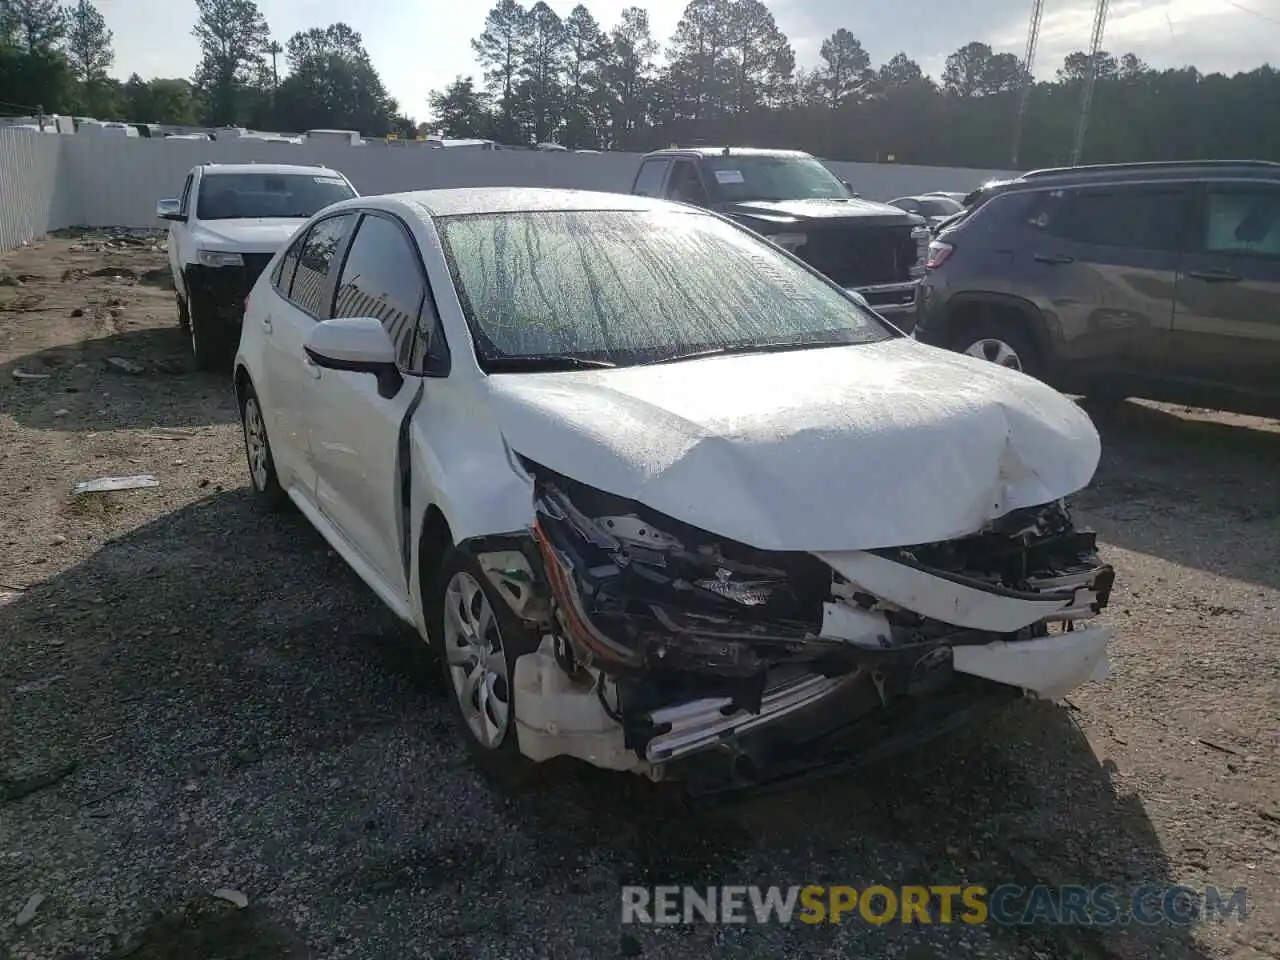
<box><xmin>304</xmin><ymin>317</ymin><xmax>404</xmax><ymax>398</ymax></box>
<box><xmin>156</xmin><ymin>199</ymin><xmax>185</xmax><ymax>221</ymax></box>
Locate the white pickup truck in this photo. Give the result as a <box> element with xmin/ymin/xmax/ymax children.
<box><xmin>156</xmin><ymin>162</ymin><xmax>359</xmax><ymax>369</ymax></box>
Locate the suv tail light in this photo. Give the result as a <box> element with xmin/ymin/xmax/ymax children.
<box><xmin>925</xmin><ymin>241</ymin><xmax>953</xmax><ymax>269</ymax></box>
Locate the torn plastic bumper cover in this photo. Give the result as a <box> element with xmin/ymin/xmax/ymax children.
<box><xmin>481</xmin><ymin>470</ymin><xmax>1115</xmax><ymax>788</ymax></box>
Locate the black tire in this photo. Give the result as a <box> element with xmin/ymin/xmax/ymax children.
<box><xmin>188</xmin><ymin>293</ymin><xmax>234</xmax><ymax>372</ymax></box>
<box><xmin>950</xmin><ymin>315</ymin><xmax>1043</xmax><ymax>380</ymax></box>
<box><xmin>431</xmin><ymin>546</ymin><xmax>543</xmax><ymax>787</ymax></box>
<box><xmin>176</xmin><ymin>294</ymin><xmax>190</xmax><ymax>333</ymax></box>
<box><xmin>237</xmin><ymin>380</ymin><xmax>288</xmax><ymax>512</ymax></box>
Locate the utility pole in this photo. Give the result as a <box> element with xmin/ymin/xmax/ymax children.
<box><xmin>1011</xmin><ymin>0</ymin><xmax>1045</xmax><ymax>167</ymax></box>
<box><xmin>267</xmin><ymin>41</ymin><xmax>282</xmax><ymax>90</ymax></box>
<box><xmin>1070</xmin><ymin>0</ymin><xmax>1110</xmax><ymax>165</ymax></box>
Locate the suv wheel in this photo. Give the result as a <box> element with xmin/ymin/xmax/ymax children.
<box><xmin>432</xmin><ymin>547</ymin><xmax>542</xmax><ymax>787</ymax></box>
<box><xmin>953</xmin><ymin>319</ymin><xmax>1041</xmax><ymax>379</ymax></box>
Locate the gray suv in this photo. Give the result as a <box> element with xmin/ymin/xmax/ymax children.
<box><xmin>912</xmin><ymin>160</ymin><xmax>1280</xmax><ymax>417</ymax></box>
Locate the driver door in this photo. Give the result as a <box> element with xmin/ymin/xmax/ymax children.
<box><xmin>305</xmin><ymin>211</ymin><xmax>436</xmax><ymax>600</ymax></box>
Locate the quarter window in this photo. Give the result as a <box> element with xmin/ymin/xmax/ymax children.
<box><xmin>1029</xmin><ymin>186</ymin><xmax>1186</xmax><ymax>251</ymax></box>
<box><xmin>289</xmin><ymin>214</ymin><xmax>354</xmax><ymax>316</ymax></box>
<box><xmin>274</xmin><ymin>228</ymin><xmax>307</xmax><ymax>291</ymax></box>
<box><xmin>668</xmin><ymin>160</ymin><xmax>709</xmax><ymax>205</ymax></box>
<box><xmin>333</xmin><ymin>214</ymin><xmax>429</xmax><ymax>368</ymax></box>
<box><xmin>1203</xmin><ymin>185</ymin><xmax>1280</xmax><ymax>256</ymax></box>
<box><xmin>179</xmin><ymin>174</ymin><xmax>194</xmax><ymax>216</ymax></box>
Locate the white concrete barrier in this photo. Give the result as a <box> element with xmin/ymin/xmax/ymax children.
<box><xmin>0</xmin><ymin>130</ymin><xmax>1019</xmax><ymax>247</ymax></box>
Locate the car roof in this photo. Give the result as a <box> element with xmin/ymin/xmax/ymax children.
<box><xmin>641</xmin><ymin>146</ymin><xmax>814</xmax><ymax>160</ymax></box>
<box><xmin>990</xmin><ymin>159</ymin><xmax>1280</xmax><ymax>194</ymax></box>
<box><xmin>339</xmin><ymin>187</ymin><xmax>682</xmax><ymax>218</ymax></box>
<box><xmin>197</xmin><ymin>163</ymin><xmax>346</xmax><ymax>178</ymax></box>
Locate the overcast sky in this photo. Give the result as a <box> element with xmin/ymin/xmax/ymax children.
<box><xmin>99</xmin><ymin>0</ymin><xmax>1280</xmax><ymax>118</ymax></box>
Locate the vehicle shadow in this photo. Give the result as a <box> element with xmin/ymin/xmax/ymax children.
<box><xmin>1</xmin><ymin>326</ymin><xmax>237</xmax><ymax>432</ymax></box>
<box><xmin>507</xmin><ymin>700</ymin><xmax>1213</xmax><ymax>959</ymax></box>
<box><xmin>1075</xmin><ymin>398</ymin><xmax>1280</xmax><ymax>590</ymax></box>
<box><xmin>0</xmin><ymin>492</ymin><xmax>1211</xmax><ymax>959</ymax></box>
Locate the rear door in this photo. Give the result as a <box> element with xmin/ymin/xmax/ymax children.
<box><xmin>1018</xmin><ymin>182</ymin><xmax>1189</xmax><ymax>376</ymax></box>
<box><xmin>1169</xmin><ymin>180</ymin><xmax>1280</xmax><ymax>394</ymax></box>
<box><xmin>263</xmin><ymin>212</ymin><xmax>357</xmax><ymax>494</ymax></box>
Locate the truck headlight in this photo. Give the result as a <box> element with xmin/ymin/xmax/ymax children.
<box><xmin>770</xmin><ymin>232</ymin><xmax>808</xmax><ymax>253</ymax></box>
<box><xmin>197</xmin><ymin>249</ymin><xmax>244</xmax><ymax>268</ymax></box>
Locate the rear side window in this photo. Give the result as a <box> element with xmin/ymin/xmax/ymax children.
<box><xmin>273</xmin><ymin>228</ymin><xmax>307</xmax><ymax>291</ymax></box>
<box><xmin>289</xmin><ymin>214</ymin><xmax>354</xmax><ymax>316</ymax></box>
<box><xmin>333</xmin><ymin>214</ymin><xmax>428</xmax><ymax>368</ymax></box>
<box><xmin>1202</xmin><ymin>184</ymin><xmax>1280</xmax><ymax>257</ymax></box>
<box><xmin>633</xmin><ymin>159</ymin><xmax>670</xmax><ymax>197</ymax></box>
<box><xmin>1027</xmin><ymin>185</ymin><xmax>1186</xmax><ymax>251</ymax></box>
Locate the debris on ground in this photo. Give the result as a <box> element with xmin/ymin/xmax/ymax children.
<box><xmin>72</xmin><ymin>475</ymin><xmax>159</xmax><ymax>494</ymax></box>
<box><xmin>104</xmin><ymin>356</ymin><xmax>145</xmax><ymax>375</ymax></box>
<box><xmin>212</xmin><ymin>889</ymin><xmax>249</xmax><ymax>909</ymax></box>
<box><xmin>11</xmin><ymin>369</ymin><xmax>51</xmax><ymax>380</ymax></box>
<box><xmin>14</xmin><ymin>893</ymin><xmax>45</xmax><ymax>928</ymax></box>
<box><xmin>2</xmin><ymin>762</ymin><xmax>78</xmax><ymax>802</ymax></box>
<box><xmin>146</xmin><ymin>427</ymin><xmax>198</xmax><ymax>440</ymax></box>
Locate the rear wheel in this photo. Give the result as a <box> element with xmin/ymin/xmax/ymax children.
<box><xmin>952</xmin><ymin>316</ymin><xmax>1042</xmax><ymax>379</ymax></box>
<box><xmin>432</xmin><ymin>547</ymin><xmax>542</xmax><ymax>786</ymax></box>
<box><xmin>238</xmin><ymin>381</ymin><xmax>287</xmax><ymax>512</ymax></box>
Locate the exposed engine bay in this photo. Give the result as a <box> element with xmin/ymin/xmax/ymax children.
<box><xmin>472</xmin><ymin>461</ymin><xmax>1115</xmax><ymax>794</ymax></box>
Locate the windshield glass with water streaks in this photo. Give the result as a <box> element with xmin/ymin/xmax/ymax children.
<box><xmin>196</xmin><ymin>173</ymin><xmax>355</xmax><ymax>220</ymax></box>
<box><xmin>436</xmin><ymin>209</ymin><xmax>888</xmax><ymax>370</ymax></box>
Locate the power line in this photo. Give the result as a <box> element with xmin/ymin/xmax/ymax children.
<box><xmin>1225</xmin><ymin>0</ymin><xmax>1280</xmax><ymax>26</ymax></box>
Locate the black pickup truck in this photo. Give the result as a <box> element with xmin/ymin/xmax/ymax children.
<box><xmin>631</xmin><ymin>147</ymin><xmax>930</xmax><ymax>327</ymax></box>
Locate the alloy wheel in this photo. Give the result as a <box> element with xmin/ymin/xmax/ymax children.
<box><xmin>242</xmin><ymin>396</ymin><xmax>270</xmax><ymax>492</ymax></box>
<box><xmin>964</xmin><ymin>337</ymin><xmax>1023</xmax><ymax>371</ymax></box>
<box><xmin>443</xmin><ymin>571</ymin><xmax>512</xmax><ymax>749</ymax></box>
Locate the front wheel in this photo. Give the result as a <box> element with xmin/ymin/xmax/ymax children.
<box><xmin>188</xmin><ymin>294</ymin><xmax>234</xmax><ymax>372</ymax></box>
<box><xmin>432</xmin><ymin>547</ymin><xmax>542</xmax><ymax>786</ymax></box>
<box><xmin>951</xmin><ymin>317</ymin><xmax>1042</xmax><ymax>380</ymax></box>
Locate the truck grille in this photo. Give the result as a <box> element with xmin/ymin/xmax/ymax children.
<box><xmin>797</xmin><ymin>225</ymin><xmax>921</xmax><ymax>288</ymax></box>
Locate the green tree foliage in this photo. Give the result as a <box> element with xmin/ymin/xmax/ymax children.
<box><xmin>192</xmin><ymin>0</ymin><xmax>270</xmax><ymax>125</ymax></box>
<box><xmin>274</xmin><ymin>23</ymin><xmax>395</xmax><ymax>134</ymax></box>
<box><xmin>427</xmin><ymin>75</ymin><xmax>494</xmax><ymax>138</ymax></box>
<box><xmin>65</xmin><ymin>0</ymin><xmax>113</xmax><ymax>115</ymax></box>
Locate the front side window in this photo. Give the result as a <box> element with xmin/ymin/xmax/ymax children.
<box><xmin>196</xmin><ymin>173</ymin><xmax>356</xmax><ymax>221</ymax></box>
<box><xmin>333</xmin><ymin>214</ymin><xmax>428</xmax><ymax>368</ymax></box>
<box><xmin>179</xmin><ymin>174</ymin><xmax>194</xmax><ymax>215</ymax></box>
<box><xmin>702</xmin><ymin>156</ymin><xmax>853</xmax><ymax>203</ymax></box>
<box><xmin>436</xmin><ymin>209</ymin><xmax>890</xmax><ymax>371</ymax></box>
<box><xmin>1202</xmin><ymin>185</ymin><xmax>1280</xmax><ymax>257</ymax></box>
<box><xmin>1029</xmin><ymin>185</ymin><xmax>1186</xmax><ymax>251</ymax></box>
<box><xmin>289</xmin><ymin>214</ymin><xmax>354</xmax><ymax>316</ymax></box>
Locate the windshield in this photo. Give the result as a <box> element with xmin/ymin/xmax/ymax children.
<box><xmin>915</xmin><ymin>196</ymin><xmax>964</xmax><ymax>217</ymax></box>
<box><xmin>701</xmin><ymin>156</ymin><xmax>852</xmax><ymax>203</ymax></box>
<box><xmin>436</xmin><ymin>209</ymin><xmax>889</xmax><ymax>370</ymax></box>
<box><xmin>196</xmin><ymin>173</ymin><xmax>355</xmax><ymax>220</ymax></box>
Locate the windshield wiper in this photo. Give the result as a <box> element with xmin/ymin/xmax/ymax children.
<box><xmin>649</xmin><ymin>340</ymin><xmax>853</xmax><ymax>366</ymax></box>
<box><xmin>484</xmin><ymin>354</ymin><xmax>617</xmax><ymax>372</ymax></box>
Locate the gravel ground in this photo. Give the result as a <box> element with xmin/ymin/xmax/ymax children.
<box><xmin>1</xmin><ymin>237</ymin><xmax>1277</xmax><ymax>960</ymax></box>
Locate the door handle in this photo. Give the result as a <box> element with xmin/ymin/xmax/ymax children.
<box><xmin>262</xmin><ymin>316</ymin><xmax>272</xmax><ymax>332</ymax></box>
<box><xmin>1033</xmin><ymin>253</ymin><xmax>1074</xmax><ymax>264</ymax></box>
<box><xmin>1187</xmin><ymin>268</ymin><xmax>1241</xmax><ymax>283</ymax></box>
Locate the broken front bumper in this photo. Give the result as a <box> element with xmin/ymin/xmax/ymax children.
<box><xmin>490</xmin><ymin>476</ymin><xmax>1115</xmax><ymax>788</ymax></box>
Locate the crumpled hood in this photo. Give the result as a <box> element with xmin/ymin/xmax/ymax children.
<box><xmin>193</xmin><ymin>218</ymin><xmax>307</xmax><ymax>252</ymax></box>
<box><xmin>485</xmin><ymin>338</ymin><xmax>1101</xmax><ymax>553</ymax></box>
<box><xmin>718</xmin><ymin>197</ymin><xmax>917</xmax><ymax>226</ymax></box>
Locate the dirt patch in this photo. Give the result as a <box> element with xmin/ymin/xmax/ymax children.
<box><xmin>0</xmin><ymin>237</ymin><xmax>1276</xmax><ymax>960</ymax></box>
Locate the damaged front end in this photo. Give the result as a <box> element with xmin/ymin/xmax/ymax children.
<box><xmin>473</xmin><ymin>465</ymin><xmax>1115</xmax><ymax>795</ymax></box>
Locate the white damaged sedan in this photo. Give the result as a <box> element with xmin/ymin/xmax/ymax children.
<box><xmin>233</xmin><ymin>187</ymin><xmax>1114</xmax><ymax>794</ymax></box>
